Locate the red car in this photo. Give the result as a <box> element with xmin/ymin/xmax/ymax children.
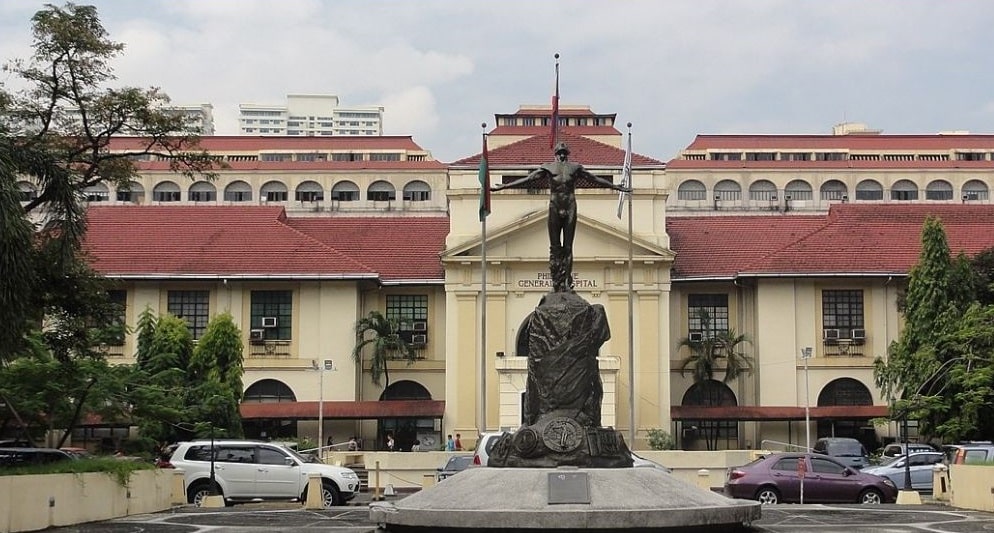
<box><xmin>724</xmin><ymin>452</ymin><xmax>897</xmax><ymax>505</ymax></box>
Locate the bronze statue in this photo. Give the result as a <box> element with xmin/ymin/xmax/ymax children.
<box><xmin>492</xmin><ymin>142</ymin><xmax>629</xmax><ymax>292</ymax></box>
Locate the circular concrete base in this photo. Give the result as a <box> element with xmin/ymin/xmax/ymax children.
<box><xmin>370</xmin><ymin>467</ymin><xmax>760</xmax><ymax>531</ymax></box>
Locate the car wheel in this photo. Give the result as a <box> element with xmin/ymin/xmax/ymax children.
<box><xmin>859</xmin><ymin>489</ymin><xmax>883</xmax><ymax>504</ymax></box>
<box><xmin>321</xmin><ymin>482</ymin><xmax>342</xmax><ymax>508</ymax></box>
<box><xmin>755</xmin><ymin>486</ymin><xmax>780</xmax><ymax>505</ymax></box>
<box><xmin>188</xmin><ymin>481</ymin><xmax>222</xmax><ymax>507</ymax></box>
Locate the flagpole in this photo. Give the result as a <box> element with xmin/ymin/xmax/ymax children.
<box><xmin>625</xmin><ymin>123</ymin><xmax>636</xmax><ymax>446</ymax></box>
<box><xmin>479</xmin><ymin>123</ymin><xmax>489</xmax><ymax>437</ymax></box>
<box><xmin>551</xmin><ymin>53</ymin><xmax>560</xmax><ymax>148</ymax></box>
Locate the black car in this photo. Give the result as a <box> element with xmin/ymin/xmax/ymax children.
<box><xmin>0</xmin><ymin>447</ymin><xmax>75</xmax><ymax>467</ymax></box>
<box><xmin>436</xmin><ymin>454</ymin><xmax>474</xmax><ymax>481</ymax></box>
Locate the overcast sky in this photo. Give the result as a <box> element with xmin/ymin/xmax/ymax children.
<box><xmin>2</xmin><ymin>0</ymin><xmax>994</xmax><ymax>163</ymax></box>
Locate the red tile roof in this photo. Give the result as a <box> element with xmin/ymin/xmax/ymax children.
<box><xmin>684</xmin><ymin>133</ymin><xmax>994</xmax><ymax>151</ymax></box>
<box><xmin>666</xmin><ymin>159</ymin><xmax>994</xmax><ymax>170</ymax></box>
<box><xmin>489</xmin><ymin>125</ymin><xmax>621</xmax><ymax>136</ymax></box>
<box><xmin>83</xmin><ymin>206</ymin><xmax>447</xmax><ymax>282</ymax></box>
<box><xmin>451</xmin><ymin>130</ymin><xmax>665</xmax><ymax>167</ymax></box>
<box><xmin>668</xmin><ymin>204</ymin><xmax>994</xmax><ymax>279</ymax></box>
<box><xmin>286</xmin><ymin>216</ymin><xmax>449</xmax><ymax>282</ymax></box>
<box><xmin>132</xmin><ymin>160</ymin><xmax>446</xmax><ymax>172</ymax></box>
<box><xmin>107</xmin><ymin>135</ymin><xmax>431</xmax><ymax>152</ymax></box>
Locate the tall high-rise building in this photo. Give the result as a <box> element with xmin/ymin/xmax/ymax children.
<box><xmin>238</xmin><ymin>94</ymin><xmax>383</xmax><ymax>137</ymax></box>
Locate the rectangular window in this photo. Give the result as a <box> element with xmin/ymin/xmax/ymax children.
<box><xmin>367</xmin><ymin>190</ymin><xmax>396</xmax><ymax>201</ymax></box>
<box><xmin>296</xmin><ymin>190</ymin><xmax>324</xmax><ymax>202</ymax></box>
<box><xmin>780</xmin><ymin>152</ymin><xmax>811</xmax><ymax>161</ymax></box>
<box><xmin>251</xmin><ymin>290</ymin><xmax>292</xmax><ymax>340</ymax></box>
<box><xmin>153</xmin><ymin>190</ymin><xmax>180</xmax><ymax>202</ymax></box>
<box><xmin>688</xmin><ymin>294</ymin><xmax>729</xmax><ymax>338</ymax></box>
<box><xmin>264</xmin><ymin>190</ymin><xmax>288</xmax><ymax>202</ymax></box>
<box><xmin>891</xmin><ymin>189</ymin><xmax>919</xmax><ymax>201</ymax></box>
<box><xmin>403</xmin><ymin>190</ymin><xmax>430</xmax><ymax>201</ymax></box>
<box><xmin>370</xmin><ymin>153</ymin><xmax>402</xmax><ymax>161</ymax></box>
<box><xmin>189</xmin><ymin>190</ymin><xmax>216</xmax><ymax>202</ymax></box>
<box><xmin>822</xmin><ymin>289</ymin><xmax>863</xmax><ymax>339</ymax></box>
<box><xmin>168</xmin><ymin>290</ymin><xmax>210</xmax><ymax>339</ymax></box>
<box><xmin>331</xmin><ymin>190</ymin><xmax>358</xmax><ymax>201</ymax></box>
<box><xmin>744</xmin><ymin>152</ymin><xmax>776</xmax><ymax>161</ymax></box>
<box><xmin>387</xmin><ymin>294</ymin><xmax>428</xmax><ymax>345</ymax></box>
<box><xmin>854</xmin><ymin>189</ymin><xmax>883</xmax><ymax>201</ymax></box>
<box><xmin>103</xmin><ymin>290</ymin><xmax>127</xmax><ymax>347</ymax></box>
<box><xmin>224</xmin><ymin>190</ymin><xmax>252</xmax><ymax>202</ymax></box>
<box><xmin>925</xmin><ymin>189</ymin><xmax>953</xmax><ymax>201</ymax></box>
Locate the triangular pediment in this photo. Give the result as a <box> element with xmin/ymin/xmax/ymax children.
<box><xmin>442</xmin><ymin>211</ymin><xmax>674</xmax><ymax>263</ymax></box>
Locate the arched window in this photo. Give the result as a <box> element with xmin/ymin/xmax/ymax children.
<box><xmin>817</xmin><ymin>378</ymin><xmax>872</xmax><ymax>406</ymax></box>
<box><xmin>331</xmin><ymin>180</ymin><xmax>359</xmax><ymax>202</ymax></box>
<box><xmin>962</xmin><ymin>179</ymin><xmax>989</xmax><ymax>201</ymax></box>
<box><xmin>677</xmin><ymin>180</ymin><xmax>706</xmax><ymax>201</ymax></box>
<box><xmin>16</xmin><ymin>181</ymin><xmax>37</xmax><ymax>202</ymax></box>
<box><xmin>367</xmin><ymin>180</ymin><xmax>396</xmax><ymax>202</ymax></box>
<box><xmin>854</xmin><ymin>179</ymin><xmax>883</xmax><ymax>201</ymax></box>
<box><xmin>820</xmin><ymin>179</ymin><xmax>848</xmax><ymax>201</ymax></box>
<box><xmin>891</xmin><ymin>179</ymin><xmax>919</xmax><ymax>201</ymax></box>
<box><xmin>748</xmin><ymin>179</ymin><xmax>777</xmax><ymax>201</ymax></box>
<box><xmin>116</xmin><ymin>180</ymin><xmax>144</xmax><ymax>203</ymax></box>
<box><xmin>189</xmin><ymin>181</ymin><xmax>216</xmax><ymax>202</ymax></box>
<box><xmin>925</xmin><ymin>179</ymin><xmax>953</xmax><ymax>201</ymax></box>
<box><xmin>402</xmin><ymin>180</ymin><xmax>431</xmax><ymax>202</ymax></box>
<box><xmin>680</xmin><ymin>380</ymin><xmax>738</xmax><ymax>449</ymax></box>
<box><xmin>261</xmin><ymin>180</ymin><xmax>288</xmax><ymax>202</ymax></box>
<box><xmin>224</xmin><ymin>180</ymin><xmax>252</xmax><ymax>202</ymax></box>
<box><xmin>295</xmin><ymin>180</ymin><xmax>324</xmax><ymax>202</ymax></box>
<box><xmin>83</xmin><ymin>182</ymin><xmax>110</xmax><ymax>202</ymax></box>
<box><xmin>380</xmin><ymin>380</ymin><xmax>432</xmax><ymax>401</ymax></box>
<box><xmin>784</xmin><ymin>179</ymin><xmax>813</xmax><ymax>201</ymax></box>
<box><xmin>714</xmin><ymin>179</ymin><xmax>741</xmax><ymax>201</ymax></box>
<box><xmin>243</xmin><ymin>379</ymin><xmax>296</xmax><ymax>403</ymax></box>
<box><xmin>152</xmin><ymin>181</ymin><xmax>180</xmax><ymax>202</ymax></box>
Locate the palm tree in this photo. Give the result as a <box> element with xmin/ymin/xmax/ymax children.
<box><xmin>678</xmin><ymin>310</ymin><xmax>754</xmax><ymax>450</ymax></box>
<box><xmin>351</xmin><ymin>311</ymin><xmax>416</xmax><ymax>389</ymax></box>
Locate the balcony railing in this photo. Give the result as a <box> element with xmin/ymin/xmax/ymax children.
<box><xmin>249</xmin><ymin>340</ymin><xmax>292</xmax><ymax>358</ymax></box>
<box><xmin>823</xmin><ymin>339</ymin><xmax>865</xmax><ymax>357</ymax></box>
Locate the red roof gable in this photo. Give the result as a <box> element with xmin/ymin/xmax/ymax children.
<box><xmin>668</xmin><ymin>205</ymin><xmax>994</xmax><ymax>279</ymax></box>
<box><xmin>83</xmin><ymin>206</ymin><xmax>447</xmax><ymax>282</ymax></box>
<box><xmin>286</xmin><ymin>216</ymin><xmax>448</xmax><ymax>282</ymax></box>
<box><xmin>451</xmin><ymin>130</ymin><xmax>665</xmax><ymax>167</ymax></box>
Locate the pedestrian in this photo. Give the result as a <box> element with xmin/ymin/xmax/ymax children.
<box><xmin>411</xmin><ymin>439</ymin><xmax>422</xmax><ymax>452</ymax></box>
<box><xmin>446</xmin><ymin>434</ymin><xmax>455</xmax><ymax>451</ymax></box>
<box><xmin>455</xmin><ymin>433</ymin><xmax>463</xmax><ymax>451</ymax></box>
<box><xmin>386</xmin><ymin>433</ymin><xmax>395</xmax><ymax>452</ymax></box>
<box><xmin>347</xmin><ymin>437</ymin><xmax>358</xmax><ymax>451</ymax></box>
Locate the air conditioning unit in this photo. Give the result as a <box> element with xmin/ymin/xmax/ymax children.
<box><xmin>261</xmin><ymin>317</ymin><xmax>278</xmax><ymax>328</ymax></box>
<box><xmin>412</xmin><ymin>334</ymin><xmax>427</xmax><ymax>345</ymax></box>
<box><xmin>823</xmin><ymin>328</ymin><xmax>840</xmax><ymax>341</ymax></box>
<box><xmin>249</xmin><ymin>329</ymin><xmax>265</xmax><ymax>343</ymax></box>
<box><xmin>413</xmin><ymin>321</ymin><xmax>427</xmax><ymax>331</ymax></box>
<box><xmin>851</xmin><ymin>328</ymin><xmax>866</xmax><ymax>341</ymax></box>
<box><xmin>688</xmin><ymin>332</ymin><xmax>704</xmax><ymax>342</ymax></box>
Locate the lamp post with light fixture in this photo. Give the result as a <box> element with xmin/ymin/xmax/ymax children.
<box><xmin>800</xmin><ymin>347</ymin><xmax>812</xmax><ymax>451</ymax></box>
<box><xmin>313</xmin><ymin>359</ymin><xmax>335</xmax><ymax>457</ymax></box>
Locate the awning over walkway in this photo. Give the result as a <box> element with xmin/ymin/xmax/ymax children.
<box><xmin>240</xmin><ymin>400</ymin><xmax>445</xmax><ymax>420</ymax></box>
<box><xmin>671</xmin><ymin>405</ymin><xmax>889</xmax><ymax>421</ymax></box>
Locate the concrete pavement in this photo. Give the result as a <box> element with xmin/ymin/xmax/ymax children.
<box><xmin>41</xmin><ymin>495</ymin><xmax>994</xmax><ymax>532</ymax></box>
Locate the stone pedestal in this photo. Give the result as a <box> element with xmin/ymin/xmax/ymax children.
<box><xmin>369</xmin><ymin>467</ymin><xmax>761</xmax><ymax>531</ymax></box>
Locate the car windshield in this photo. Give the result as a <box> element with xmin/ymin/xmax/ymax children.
<box><xmin>878</xmin><ymin>455</ymin><xmax>903</xmax><ymax>467</ymax></box>
<box><xmin>829</xmin><ymin>441</ymin><xmax>864</xmax><ymax>456</ymax></box>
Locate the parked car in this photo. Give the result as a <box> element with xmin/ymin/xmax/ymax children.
<box><xmin>942</xmin><ymin>442</ymin><xmax>994</xmax><ymax>465</ymax></box>
<box><xmin>813</xmin><ymin>437</ymin><xmax>870</xmax><ymax>469</ymax></box>
<box><xmin>861</xmin><ymin>451</ymin><xmax>944</xmax><ymax>492</ymax></box>
<box><xmin>436</xmin><ymin>453</ymin><xmax>474</xmax><ymax>481</ymax></box>
<box><xmin>168</xmin><ymin>440</ymin><xmax>361</xmax><ymax>507</ymax></box>
<box><xmin>59</xmin><ymin>447</ymin><xmax>92</xmax><ymax>459</ymax></box>
<box><xmin>724</xmin><ymin>452</ymin><xmax>897</xmax><ymax>505</ymax></box>
<box><xmin>0</xmin><ymin>447</ymin><xmax>76</xmax><ymax>467</ymax></box>
<box><xmin>879</xmin><ymin>443</ymin><xmax>935</xmax><ymax>458</ymax></box>
<box><xmin>471</xmin><ymin>431</ymin><xmax>505</xmax><ymax>467</ymax></box>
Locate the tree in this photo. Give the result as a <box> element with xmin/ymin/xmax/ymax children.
<box><xmin>351</xmin><ymin>311</ymin><xmax>416</xmax><ymax>389</ymax></box>
<box><xmin>677</xmin><ymin>310</ymin><xmax>754</xmax><ymax>450</ymax></box>
<box><xmin>189</xmin><ymin>312</ymin><xmax>245</xmax><ymax>437</ymax></box>
<box><xmin>875</xmin><ymin>216</ymin><xmax>986</xmax><ymax>443</ymax></box>
<box><xmin>0</xmin><ymin>2</ymin><xmax>216</xmax><ymax>364</ymax></box>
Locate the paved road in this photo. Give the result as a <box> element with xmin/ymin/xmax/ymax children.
<box><xmin>43</xmin><ymin>501</ymin><xmax>994</xmax><ymax>532</ymax></box>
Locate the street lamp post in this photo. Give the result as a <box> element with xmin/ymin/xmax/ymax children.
<box><xmin>800</xmin><ymin>347</ymin><xmax>813</xmax><ymax>450</ymax></box>
<box><xmin>209</xmin><ymin>421</ymin><xmax>217</xmax><ymax>495</ymax></box>
<box><xmin>314</xmin><ymin>359</ymin><xmax>334</xmax><ymax>458</ymax></box>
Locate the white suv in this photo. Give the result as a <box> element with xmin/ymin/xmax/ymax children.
<box><xmin>168</xmin><ymin>440</ymin><xmax>360</xmax><ymax>507</ymax></box>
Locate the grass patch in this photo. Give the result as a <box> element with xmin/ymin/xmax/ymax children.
<box><xmin>0</xmin><ymin>457</ymin><xmax>155</xmax><ymax>485</ymax></box>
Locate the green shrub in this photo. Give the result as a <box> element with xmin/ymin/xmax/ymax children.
<box><xmin>0</xmin><ymin>457</ymin><xmax>155</xmax><ymax>486</ymax></box>
<box><xmin>647</xmin><ymin>429</ymin><xmax>675</xmax><ymax>450</ymax></box>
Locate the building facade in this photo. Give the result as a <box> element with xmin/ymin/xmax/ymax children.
<box><xmin>67</xmin><ymin>107</ymin><xmax>994</xmax><ymax>452</ymax></box>
<box><xmin>239</xmin><ymin>94</ymin><xmax>384</xmax><ymax>137</ymax></box>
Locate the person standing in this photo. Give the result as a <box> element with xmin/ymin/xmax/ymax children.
<box><xmin>446</xmin><ymin>434</ymin><xmax>455</xmax><ymax>451</ymax></box>
<box><xmin>454</xmin><ymin>433</ymin><xmax>463</xmax><ymax>451</ymax></box>
<box><xmin>386</xmin><ymin>433</ymin><xmax>395</xmax><ymax>452</ymax></box>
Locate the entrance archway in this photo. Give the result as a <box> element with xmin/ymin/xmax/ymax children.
<box><xmin>242</xmin><ymin>379</ymin><xmax>297</xmax><ymax>440</ymax></box>
<box><xmin>817</xmin><ymin>377</ymin><xmax>876</xmax><ymax>450</ymax></box>
<box><xmin>379</xmin><ymin>380</ymin><xmax>435</xmax><ymax>451</ymax></box>
<box><xmin>680</xmin><ymin>380</ymin><xmax>738</xmax><ymax>450</ymax></box>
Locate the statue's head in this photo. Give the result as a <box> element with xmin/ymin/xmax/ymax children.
<box><xmin>554</xmin><ymin>142</ymin><xmax>570</xmax><ymax>156</ymax></box>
